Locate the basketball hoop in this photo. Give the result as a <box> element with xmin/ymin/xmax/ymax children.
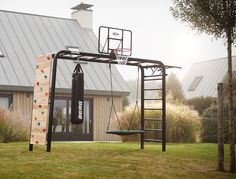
<box><xmin>113</xmin><ymin>48</ymin><xmax>131</xmax><ymax>65</ymax></box>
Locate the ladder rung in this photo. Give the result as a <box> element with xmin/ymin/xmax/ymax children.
<box><xmin>144</xmin><ymin>88</ymin><xmax>162</xmax><ymax>91</ymax></box>
<box><xmin>108</xmin><ymin>37</ymin><xmax>122</xmax><ymax>41</ymax></box>
<box><xmin>144</xmin><ymin>139</ymin><xmax>162</xmax><ymax>142</ymax></box>
<box><xmin>144</xmin><ymin>108</ymin><xmax>162</xmax><ymax>110</ymax></box>
<box><xmin>144</xmin><ymin>118</ymin><xmax>162</xmax><ymax>121</ymax></box>
<box><xmin>144</xmin><ymin>78</ymin><xmax>162</xmax><ymax>81</ymax></box>
<box><xmin>144</xmin><ymin>129</ymin><xmax>162</xmax><ymax>132</ymax></box>
<box><xmin>144</xmin><ymin>99</ymin><xmax>162</xmax><ymax>101</ymax></box>
<box><xmin>144</xmin><ymin>74</ymin><xmax>163</xmax><ymax>78</ymax></box>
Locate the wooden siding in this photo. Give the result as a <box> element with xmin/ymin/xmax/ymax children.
<box><xmin>0</xmin><ymin>91</ymin><xmax>33</xmax><ymax>120</ymax></box>
<box><xmin>91</xmin><ymin>95</ymin><xmax>122</xmax><ymax>141</ymax></box>
<box><xmin>0</xmin><ymin>90</ymin><xmax>122</xmax><ymax>141</ymax></box>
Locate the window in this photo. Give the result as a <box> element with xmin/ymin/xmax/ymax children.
<box><xmin>0</xmin><ymin>94</ymin><xmax>12</xmax><ymax>109</ymax></box>
<box><xmin>188</xmin><ymin>76</ymin><xmax>203</xmax><ymax>91</ymax></box>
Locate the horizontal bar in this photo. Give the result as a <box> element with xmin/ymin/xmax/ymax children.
<box><xmin>144</xmin><ymin>74</ymin><xmax>165</xmax><ymax>78</ymax></box>
<box><xmin>144</xmin><ymin>99</ymin><xmax>162</xmax><ymax>101</ymax></box>
<box><xmin>144</xmin><ymin>88</ymin><xmax>162</xmax><ymax>91</ymax></box>
<box><xmin>144</xmin><ymin>118</ymin><xmax>162</xmax><ymax>121</ymax></box>
<box><xmin>144</xmin><ymin>78</ymin><xmax>162</xmax><ymax>81</ymax></box>
<box><xmin>144</xmin><ymin>108</ymin><xmax>162</xmax><ymax>110</ymax></box>
<box><xmin>144</xmin><ymin>139</ymin><xmax>162</xmax><ymax>142</ymax></box>
<box><xmin>108</xmin><ymin>37</ymin><xmax>122</xmax><ymax>41</ymax></box>
<box><xmin>144</xmin><ymin>129</ymin><xmax>162</xmax><ymax>132</ymax></box>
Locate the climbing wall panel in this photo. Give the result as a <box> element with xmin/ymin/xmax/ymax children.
<box><xmin>30</xmin><ymin>54</ymin><xmax>52</xmax><ymax>145</ymax></box>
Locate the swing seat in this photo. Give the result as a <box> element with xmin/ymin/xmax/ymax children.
<box><xmin>106</xmin><ymin>130</ymin><xmax>144</xmax><ymax>136</ymax></box>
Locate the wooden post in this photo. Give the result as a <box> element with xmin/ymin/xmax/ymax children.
<box><xmin>217</xmin><ymin>83</ymin><xmax>224</xmax><ymax>171</ymax></box>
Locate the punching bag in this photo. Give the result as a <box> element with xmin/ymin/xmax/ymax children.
<box><xmin>71</xmin><ymin>64</ymin><xmax>84</xmax><ymax>124</ymax></box>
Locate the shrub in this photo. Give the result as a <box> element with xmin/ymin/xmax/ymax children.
<box><xmin>0</xmin><ymin>108</ymin><xmax>30</xmax><ymax>143</ymax></box>
<box><xmin>201</xmin><ymin>104</ymin><xmax>236</xmax><ymax>143</ymax></box>
<box><xmin>111</xmin><ymin>102</ymin><xmax>201</xmax><ymax>143</ymax></box>
<box><xmin>185</xmin><ymin>96</ymin><xmax>216</xmax><ymax>115</ymax></box>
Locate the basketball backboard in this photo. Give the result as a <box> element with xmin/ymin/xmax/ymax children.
<box><xmin>98</xmin><ymin>26</ymin><xmax>132</xmax><ymax>56</ymax></box>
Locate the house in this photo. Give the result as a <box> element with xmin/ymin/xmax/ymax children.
<box><xmin>0</xmin><ymin>3</ymin><xmax>130</xmax><ymax>141</ymax></box>
<box><xmin>182</xmin><ymin>56</ymin><xmax>236</xmax><ymax>99</ymax></box>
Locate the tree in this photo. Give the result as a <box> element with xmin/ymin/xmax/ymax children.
<box><xmin>166</xmin><ymin>73</ymin><xmax>185</xmax><ymax>102</ymax></box>
<box><xmin>171</xmin><ymin>0</ymin><xmax>236</xmax><ymax>172</ymax></box>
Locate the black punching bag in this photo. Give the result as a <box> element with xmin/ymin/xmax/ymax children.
<box><xmin>71</xmin><ymin>64</ymin><xmax>84</xmax><ymax>124</ymax></box>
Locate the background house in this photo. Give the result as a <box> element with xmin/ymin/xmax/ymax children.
<box><xmin>0</xmin><ymin>3</ymin><xmax>130</xmax><ymax>141</ymax></box>
<box><xmin>182</xmin><ymin>56</ymin><xmax>236</xmax><ymax>99</ymax></box>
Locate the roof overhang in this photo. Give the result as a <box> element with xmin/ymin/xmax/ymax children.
<box><xmin>0</xmin><ymin>85</ymin><xmax>130</xmax><ymax>97</ymax></box>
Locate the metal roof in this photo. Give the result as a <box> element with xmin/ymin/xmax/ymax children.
<box><xmin>182</xmin><ymin>56</ymin><xmax>236</xmax><ymax>99</ymax></box>
<box><xmin>0</xmin><ymin>9</ymin><xmax>129</xmax><ymax>96</ymax></box>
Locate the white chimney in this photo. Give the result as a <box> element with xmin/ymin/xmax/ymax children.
<box><xmin>71</xmin><ymin>3</ymin><xmax>93</xmax><ymax>29</ymax></box>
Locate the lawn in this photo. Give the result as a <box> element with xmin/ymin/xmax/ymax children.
<box><xmin>0</xmin><ymin>142</ymin><xmax>235</xmax><ymax>179</ymax></box>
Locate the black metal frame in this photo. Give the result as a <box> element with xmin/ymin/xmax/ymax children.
<box><xmin>29</xmin><ymin>49</ymin><xmax>173</xmax><ymax>152</ymax></box>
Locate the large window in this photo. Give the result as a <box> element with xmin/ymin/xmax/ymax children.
<box><xmin>0</xmin><ymin>94</ymin><xmax>12</xmax><ymax>109</ymax></box>
<box><xmin>52</xmin><ymin>97</ymin><xmax>93</xmax><ymax>141</ymax></box>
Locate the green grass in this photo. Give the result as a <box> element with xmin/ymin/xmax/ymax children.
<box><xmin>0</xmin><ymin>142</ymin><xmax>235</xmax><ymax>179</ymax></box>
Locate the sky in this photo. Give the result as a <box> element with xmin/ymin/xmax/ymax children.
<box><xmin>1</xmin><ymin>0</ymin><xmax>235</xmax><ymax>80</ymax></box>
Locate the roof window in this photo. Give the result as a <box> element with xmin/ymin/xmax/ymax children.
<box><xmin>188</xmin><ymin>76</ymin><xmax>203</xmax><ymax>91</ymax></box>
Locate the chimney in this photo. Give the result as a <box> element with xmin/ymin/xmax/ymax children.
<box><xmin>71</xmin><ymin>3</ymin><xmax>93</xmax><ymax>29</ymax></box>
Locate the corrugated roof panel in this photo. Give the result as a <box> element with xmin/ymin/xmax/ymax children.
<box><xmin>16</xmin><ymin>14</ymin><xmax>42</xmax><ymax>57</ymax></box>
<box><xmin>7</xmin><ymin>13</ymin><xmax>36</xmax><ymax>84</ymax></box>
<box><xmin>56</xmin><ymin>19</ymin><xmax>83</xmax><ymax>49</ymax></box>
<box><xmin>0</xmin><ymin>60</ymin><xmax>9</xmax><ymax>85</ymax></box>
<box><xmin>0</xmin><ymin>11</ymin><xmax>30</xmax><ymax>86</ymax></box>
<box><xmin>85</xmin><ymin>29</ymin><xmax>98</xmax><ymax>51</ymax></box>
<box><xmin>2</xmin><ymin>12</ymin><xmax>34</xmax><ymax>85</ymax></box>
<box><xmin>23</xmin><ymin>15</ymin><xmax>50</xmax><ymax>54</ymax></box>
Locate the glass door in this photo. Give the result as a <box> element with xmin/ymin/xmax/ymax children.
<box><xmin>52</xmin><ymin>98</ymin><xmax>93</xmax><ymax>141</ymax></box>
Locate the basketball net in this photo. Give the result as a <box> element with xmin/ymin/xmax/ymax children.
<box><xmin>113</xmin><ymin>48</ymin><xmax>130</xmax><ymax>65</ymax></box>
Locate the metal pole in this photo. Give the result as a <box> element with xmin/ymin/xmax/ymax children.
<box><xmin>46</xmin><ymin>57</ymin><xmax>57</xmax><ymax>152</ymax></box>
<box><xmin>140</xmin><ymin>66</ymin><xmax>144</xmax><ymax>149</ymax></box>
<box><xmin>162</xmin><ymin>66</ymin><xmax>166</xmax><ymax>152</ymax></box>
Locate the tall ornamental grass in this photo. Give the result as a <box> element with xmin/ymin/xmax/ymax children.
<box><xmin>0</xmin><ymin>107</ymin><xmax>29</xmax><ymax>142</ymax></box>
<box><xmin>111</xmin><ymin>102</ymin><xmax>201</xmax><ymax>142</ymax></box>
